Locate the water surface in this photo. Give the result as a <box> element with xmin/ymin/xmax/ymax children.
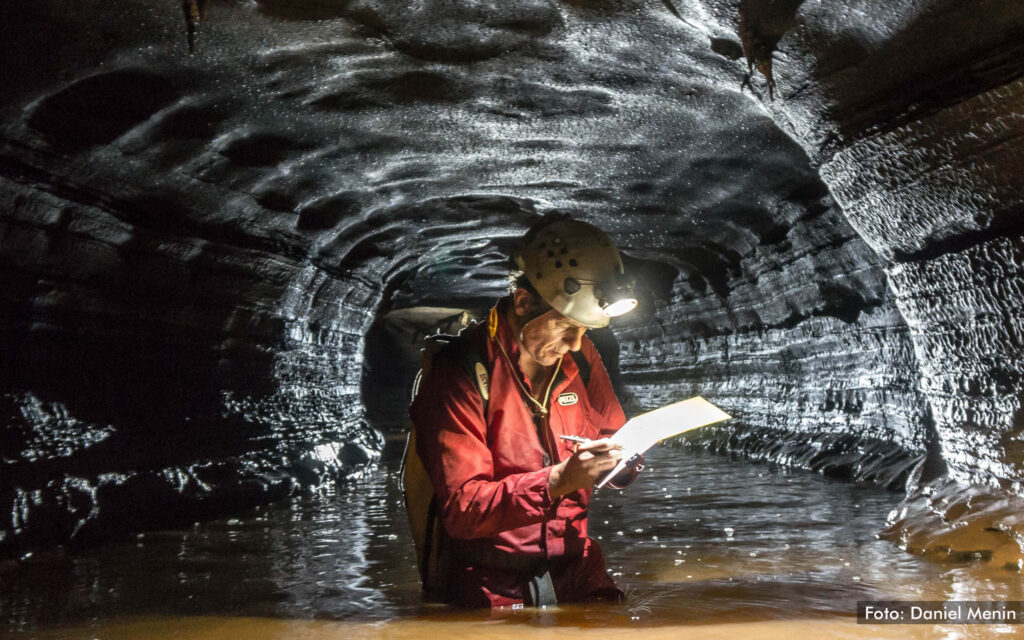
<box><xmin>4</xmin><ymin>445</ymin><xmax>1020</xmax><ymax>638</ymax></box>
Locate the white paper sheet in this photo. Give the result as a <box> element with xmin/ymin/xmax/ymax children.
<box><xmin>595</xmin><ymin>396</ymin><xmax>731</xmax><ymax>488</ymax></box>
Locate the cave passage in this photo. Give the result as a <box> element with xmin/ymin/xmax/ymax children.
<box><xmin>3</xmin><ymin>0</ymin><xmax>1024</xmax><ymax>631</ymax></box>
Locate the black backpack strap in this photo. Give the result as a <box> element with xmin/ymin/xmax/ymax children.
<box><xmin>569</xmin><ymin>349</ymin><xmax>591</xmax><ymax>388</ymax></box>
<box><xmin>417</xmin><ymin>327</ymin><xmax>490</xmax><ymax>416</ymax></box>
<box><xmin>455</xmin><ymin>342</ymin><xmax>489</xmax><ymax>416</ymax></box>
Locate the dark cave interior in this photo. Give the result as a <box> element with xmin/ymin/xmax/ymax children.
<box><xmin>2</xmin><ymin>0</ymin><xmax>1024</xmax><ymax>575</ymax></box>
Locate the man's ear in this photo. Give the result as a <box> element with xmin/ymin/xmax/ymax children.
<box><xmin>512</xmin><ymin>287</ymin><xmax>534</xmax><ymax>318</ymax></box>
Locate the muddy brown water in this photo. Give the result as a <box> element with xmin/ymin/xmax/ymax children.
<box><xmin>3</xmin><ymin>446</ymin><xmax>1021</xmax><ymax>639</ymax></box>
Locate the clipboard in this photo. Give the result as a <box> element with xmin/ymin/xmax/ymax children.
<box><xmin>595</xmin><ymin>396</ymin><xmax>731</xmax><ymax>488</ymax></box>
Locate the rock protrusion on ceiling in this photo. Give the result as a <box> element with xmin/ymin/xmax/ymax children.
<box><xmin>738</xmin><ymin>0</ymin><xmax>804</xmax><ymax>100</ymax></box>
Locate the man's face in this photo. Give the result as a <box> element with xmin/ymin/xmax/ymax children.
<box><xmin>518</xmin><ymin>304</ymin><xmax>588</xmax><ymax>368</ymax></box>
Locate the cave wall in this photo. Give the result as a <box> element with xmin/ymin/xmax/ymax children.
<box><xmin>691</xmin><ymin>0</ymin><xmax>1024</xmax><ymax>562</ymax></box>
<box><xmin>1</xmin><ymin>0</ymin><xmax>1022</xmax><ymax>558</ymax></box>
<box><xmin>615</xmin><ymin>197</ymin><xmax>931</xmax><ymax>487</ymax></box>
<box><xmin>700</xmin><ymin>0</ymin><xmax>1024</xmax><ymax>490</ymax></box>
<box><xmin>820</xmin><ymin>82</ymin><xmax>1024</xmax><ymax>489</ymax></box>
<box><xmin>0</xmin><ymin>153</ymin><xmax>384</xmax><ymax>552</ymax></box>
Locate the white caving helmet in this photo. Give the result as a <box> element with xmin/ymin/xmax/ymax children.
<box><xmin>514</xmin><ymin>216</ymin><xmax>637</xmax><ymax>328</ymax></box>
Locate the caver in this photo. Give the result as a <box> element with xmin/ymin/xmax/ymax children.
<box><xmin>405</xmin><ymin>214</ymin><xmax>641</xmax><ymax>608</ymax></box>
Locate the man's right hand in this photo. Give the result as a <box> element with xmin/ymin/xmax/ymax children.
<box><xmin>547</xmin><ymin>438</ymin><xmax>623</xmax><ymax>498</ymax></box>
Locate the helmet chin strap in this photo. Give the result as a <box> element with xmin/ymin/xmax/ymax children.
<box><xmin>518</xmin><ymin>316</ymin><xmax>534</xmax><ymax>346</ymax></box>
<box><xmin>516</xmin><ymin>305</ymin><xmax>551</xmax><ymax>355</ymax></box>
<box><xmin>505</xmin><ymin>292</ymin><xmax>556</xmax><ymax>364</ymax></box>
<box><xmin>493</xmin><ymin>306</ymin><xmax>562</xmax><ymax>418</ymax></box>
<box><xmin>518</xmin><ymin>317</ymin><xmax>540</xmax><ymax>361</ymax></box>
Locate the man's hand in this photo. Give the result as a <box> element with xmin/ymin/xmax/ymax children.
<box><xmin>547</xmin><ymin>438</ymin><xmax>623</xmax><ymax>498</ymax></box>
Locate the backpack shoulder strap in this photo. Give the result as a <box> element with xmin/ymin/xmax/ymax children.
<box><xmin>452</xmin><ymin>333</ymin><xmax>490</xmax><ymax>413</ymax></box>
<box><xmin>570</xmin><ymin>349</ymin><xmax>591</xmax><ymax>388</ymax></box>
<box><xmin>413</xmin><ymin>325</ymin><xmax>490</xmax><ymax>414</ymax></box>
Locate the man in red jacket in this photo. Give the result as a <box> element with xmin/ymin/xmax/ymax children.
<box><xmin>409</xmin><ymin>215</ymin><xmax>639</xmax><ymax>608</ymax></box>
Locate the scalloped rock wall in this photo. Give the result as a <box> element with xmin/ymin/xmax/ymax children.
<box><xmin>731</xmin><ymin>0</ymin><xmax>1024</xmax><ymax>490</ymax></box>
<box><xmin>691</xmin><ymin>0</ymin><xmax>1024</xmax><ymax>564</ymax></box>
<box><xmin>1</xmin><ymin>0</ymin><xmax>1022</xmax><ymax>560</ymax></box>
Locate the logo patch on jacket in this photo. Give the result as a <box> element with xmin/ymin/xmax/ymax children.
<box><xmin>474</xmin><ymin>362</ymin><xmax>489</xmax><ymax>400</ymax></box>
<box><xmin>557</xmin><ymin>392</ymin><xmax>578</xmax><ymax>406</ymax></box>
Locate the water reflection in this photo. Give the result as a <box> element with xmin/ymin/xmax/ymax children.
<box><xmin>3</xmin><ymin>445</ymin><xmax>1021</xmax><ymax>638</ymax></box>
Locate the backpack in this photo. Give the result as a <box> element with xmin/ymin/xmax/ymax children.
<box><xmin>400</xmin><ymin>331</ymin><xmax>476</xmax><ymax>600</ymax></box>
<box><xmin>401</xmin><ymin>326</ymin><xmax>592</xmax><ymax>599</ymax></box>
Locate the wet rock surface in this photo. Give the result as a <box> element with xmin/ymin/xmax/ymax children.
<box><xmin>882</xmin><ymin>474</ymin><xmax>1024</xmax><ymax>570</ymax></box>
<box><xmin>0</xmin><ymin>0</ymin><xmax>1022</xmax><ymax>564</ymax></box>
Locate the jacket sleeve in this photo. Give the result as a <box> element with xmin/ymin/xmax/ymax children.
<box><xmin>409</xmin><ymin>351</ymin><xmax>557</xmax><ymax>540</ymax></box>
<box><xmin>580</xmin><ymin>337</ymin><xmax>641</xmax><ymax>489</ymax></box>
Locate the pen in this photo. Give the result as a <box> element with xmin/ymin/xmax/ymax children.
<box><xmin>559</xmin><ymin>435</ymin><xmax>592</xmax><ymax>444</ymax></box>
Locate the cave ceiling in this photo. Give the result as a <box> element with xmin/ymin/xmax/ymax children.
<box><xmin>3</xmin><ymin>0</ymin><xmax>851</xmax><ymax>313</ymax></box>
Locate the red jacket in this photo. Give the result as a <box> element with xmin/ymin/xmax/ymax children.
<box><xmin>410</xmin><ymin>299</ymin><xmax>628</xmax><ymax>606</ymax></box>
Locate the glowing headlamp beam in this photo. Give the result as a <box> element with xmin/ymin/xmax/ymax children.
<box><xmin>602</xmin><ymin>298</ymin><xmax>638</xmax><ymax>317</ymax></box>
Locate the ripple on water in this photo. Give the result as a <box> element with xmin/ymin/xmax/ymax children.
<box><xmin>3</xmin><ymin>448</ymin><xmax>1021</xmax><ymax>637</ymax></box>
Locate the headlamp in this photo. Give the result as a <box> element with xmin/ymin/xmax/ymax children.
<box><xmin>597</xmin><ymin>273</ymin><xmax>637</xmax><ymax>318</ymax></box>
<box><xmin>601</xmin><ymin>297</ymin><xmax>638</xmax><ymax>317</ymax></box>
